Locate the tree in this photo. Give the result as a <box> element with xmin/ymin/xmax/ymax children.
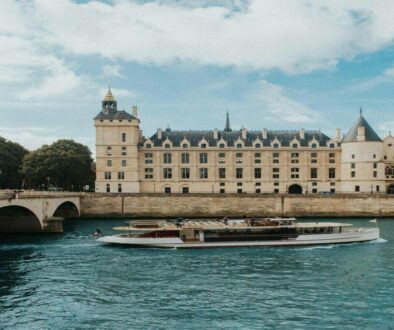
<box><xmin>0</xmin><ymin>137</ymin><xmax>29</xmax><ymax>189</ymax></box>
<box><xmin>22</xmin><ymin>139</ymin><xmax>94</xmax><ymax>191</ymax></box>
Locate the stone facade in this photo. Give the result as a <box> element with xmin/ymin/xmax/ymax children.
<box><xmin>94</xmin><ymin>89</ymin><xmax>394</xmax><ymax>194</ymax></box>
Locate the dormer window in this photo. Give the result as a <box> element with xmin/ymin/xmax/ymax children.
<box><xmin>255</xmin><ymin>143</ymin><xmax>261</xmax><ymax>148</ymax></box>
<box><xmin>201</xmin><ymin>143</ymin><xmax>207</xmax><ymax>148</ymax></box>
<box><xmin>292</xmin><ymin>143</ymin><xmax>298</xmax><ymax>148</ymax></box>
<box><xmin>219</xmin><ymin>143</ymin><xmax>225</xmax><ymax>148</ymax></box>
<box><xmin>146</xmin><ymin>144</ymin><xmax>152</xmax><ymax>149</ymax></box>
<box><xmin>329</xmin><ymin>143</ymin><xmax>335</xmax><ymax>148</ymax></box>
<box><xmin>236</xmin><ymin>143</ymin><xmax>243</xmax><ymax>148</ymax></box>
<box><xmin>164</xmin><ymin>143</ymin><xmax>171</xmax><ymax>148</ymax></box>
<box><xmin>273</xmin><ymin>143</ymin><xmax>279</xmax><ymax>148</ymax></box>
<box><xmin>182</xmin><ymin>143</ymin><xmax>188</xmax><ymax>149</ymax></box>
<box><xmin>311</xmin><ymin>143</ymin><xmax>317</xmax><ymax>148</ymax></box>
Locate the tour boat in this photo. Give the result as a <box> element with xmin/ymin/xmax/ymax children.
<box><xmin>96</xmin><ymin>218</ymin><xmax>379</xmax><ymax>248</ymax></box>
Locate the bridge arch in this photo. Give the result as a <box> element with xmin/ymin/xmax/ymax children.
<box><xmin>53</xmin><ymin>201</ymin><xmax>80</xmax><ymax>219</ymax></box>
<box><xmin>0</xmin><ymin>205</ymin><xmax>42</xmax><ymax>233</ymax></box>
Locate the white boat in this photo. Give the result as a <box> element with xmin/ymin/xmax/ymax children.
<box><xmin>96</xmin><ymin>218</ymin><xmax>379</xmax><ymax>249</ymax></box>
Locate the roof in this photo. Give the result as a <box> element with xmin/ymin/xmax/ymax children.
<box><xmin>342</xmin><ymin>113</ymin><xmax>382</xmax><ymax>143</ymax></box>
<box><xmin>104</xmin><ymin>88</ymin><xmax>115</xmax><ymax>101</ymax></box>
<box><xmin>94</xmin><ymin>110</ymin><xmax>137</xmax><ymax>121</ymax></box>
<box><xmin>147</xmin><ymin>129</ymin><xmax>332</xmax><ymax>147</ymax></box>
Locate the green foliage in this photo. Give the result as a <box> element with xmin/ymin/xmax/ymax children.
<box><xmin>0</xmin><ymin>137</ymin><xmax>28</xmax><ymax>189</ymax></box>
<box><xmin>22</xmin><ymin>139</ymin><xmax>94</xmax><ymax>191</ymax></box>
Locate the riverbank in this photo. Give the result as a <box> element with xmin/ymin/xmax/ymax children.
<box><xmin>80</xmin><ymin>193</ymin><xmax>394</xmax><ymax>218</ymax></box>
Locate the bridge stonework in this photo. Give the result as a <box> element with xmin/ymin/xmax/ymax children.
<box><xmin>0</xmin><ymin>193</ymin><xmax>80</xmax><ymax>233</ymax></box>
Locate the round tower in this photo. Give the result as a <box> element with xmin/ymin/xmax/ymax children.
<box><xmin>340</xmin><ymin>110</ymin><xmax>385</xmax><ymax>193</ymax></box>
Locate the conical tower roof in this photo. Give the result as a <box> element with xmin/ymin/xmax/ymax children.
<box><xmin>342</xmin><ymin>111</ymin><xmax>382</xmax><ymax>143</ymax></box>
<box><xmin>104</xmin><ymin>87</ymin><xmax>115</xmax><ymax>101</ymax></box>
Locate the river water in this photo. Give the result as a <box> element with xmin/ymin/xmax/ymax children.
<box><xmin>0</xmin><ymin>218</ymin><xmax>393</xmax><ymax>330</ymax></box>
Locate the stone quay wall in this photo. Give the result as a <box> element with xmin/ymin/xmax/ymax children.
<box><xmin>79</xmin><ymin>193</ymin><xmax>394</xmax><ymax>218</ymax></box>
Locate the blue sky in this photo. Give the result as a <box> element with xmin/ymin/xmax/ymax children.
<box><xmin>1</xmin><ymin>0</ymin><xmax>394</xmax><ymax>153</ymax></box>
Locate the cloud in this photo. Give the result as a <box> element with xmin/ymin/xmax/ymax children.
<box><xmin>0</xmin><ymin>126</ymin><xmax>94</xmax><ymax>151</ymax></box>
<box><xmin>350</xmin><ymin>65</ymin><xmax>394</xmax><ymax>91</ymax></box>
<box><xmin>254</xmin><ymin>81</ymin><xmax>319</xmax><ymax>124</ymax></box>
<box><xmin>102</xmin><ymin>64</ymin><xmax>124</xmax><ymax>78</ymax></box>
<box><xmin>2</xmin><ymin>0</ymin><xmax>394</xmax><ymax>78</ymax></box>
<box><xmin>377</xmin><ymin>121</ymin><xmax>394</xmax><ymax>137</ymax></box>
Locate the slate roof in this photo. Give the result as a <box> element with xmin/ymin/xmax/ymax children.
<box><xmin>147</xmin><ymin>129</ymin><xmax>332</xmax><ymax>147</ymax></box>
<box><xmin>94</xmin><ymin>110</ymin><xmax>137</xmax><ymax>121</ymax></box>
<box><xmin>342</xmin><ymin>114</ymin><xmax>382</xmax><ymax>143</ymax></box>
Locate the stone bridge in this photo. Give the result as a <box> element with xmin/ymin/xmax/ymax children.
<box><xmin>0</xmin><ymin>192</ymin><xmax>81</xmax><ymax>233</ymax></box>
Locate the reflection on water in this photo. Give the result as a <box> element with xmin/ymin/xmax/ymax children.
<box><xmin>0</xmin><ymin>218</ymin><xmax>394</xmax><ymax>329</ymax></box>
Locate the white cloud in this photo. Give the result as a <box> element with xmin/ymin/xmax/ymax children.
<box><xmin>377</xmin><ymin>121</ymin><xmax>394</xmax><ymax>137</ymax></box>
<box><xmin>102</xmin><ymin>64</ymin><xmax>124</xmax><ymax>78</ymax></box>
<box><xmin>9</xmin><ymin>0</ymin><xmax>394</xmax><ymax>74</ymax></box>
<box><xmin>254</xmin><ymin>81</ymin><xmax>319</xmax><ymax>124</ymax></box>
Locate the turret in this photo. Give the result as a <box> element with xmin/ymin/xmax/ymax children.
<box><xmin>340</xmin><ymin>110</ymin><xmax>385</xmax><ymax>193</ymax></box>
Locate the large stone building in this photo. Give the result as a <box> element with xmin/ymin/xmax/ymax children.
<box><xmin>94</xmin><ymin>88</ymin><xmax>394</xmax><ymax>194</ymax></box>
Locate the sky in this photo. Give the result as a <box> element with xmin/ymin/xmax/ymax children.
<box><xmin>1</xmin><ymin>0</ymin><xmax>394</xmax><ymax>154</ymax></box>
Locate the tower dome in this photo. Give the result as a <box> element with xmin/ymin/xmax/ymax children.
<box><xmin>102</xmin><ymin>86</ymin><xmax>117</xmax><ymax>114</ymax></box>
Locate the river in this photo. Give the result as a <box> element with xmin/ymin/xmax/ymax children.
<box><xmin>1</xmin><ymin>218</ymin><xmax>393</xmax><ymax>329</ymax></box>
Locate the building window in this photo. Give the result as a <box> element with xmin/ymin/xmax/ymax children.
<box><xmin>163</xmin><ymin>168</ymin><xmax>172</xmax><ymax>179</ymax></box>
<box><xmin>377</xmin><ymin>185</ymin><xmax>380</xmax><ymax>192</ymax></box>
<box><xmin>122</xmin><ymin>160</ymin><xmax>127</xmax><ymax>167</ymax></box>
<box><xmin>219</xmin><ymin>143</ymin><xmax>225</xmax><ymax>148</ymax></box>
<box><xmin>181</xmin><ymin>153</ymin><xmax>189</xmax><ymax>164</ymax></box>
<box><xmin>274</xmin><ymin>189</ymin><xmax>279</xmax><ymax>193</ymax></box>
<box><xmin>310</xmin><ymin>168</ymin><xmax>318</xmax><ymax>179</ymax></box>
<box><xmin>122</xmin><ymin>147</ymin><xmax>127</xmax><ymax>156</ymax></box>
<box><xmin>218</xmin><ymin>152</ymin><xmax>225</xmax><ymax>164</ymax></box>
<box><xmin>355</xmin><ymin>185</ymin><xmax>360</xmax><ymax>192</ymax></box>
<box><xmin>255</xmin><ymin>189</ymin><xmax>261</xmax><ymax>193</ymax></box>
<box><xmin>352</xmin><ymin>154</ymin><xmax>355</xmax><ymax>159</ymax></box>
<box><xmin>255</xmin><ymin>168</ymin><xmax>261</xmax><ymax>179</ymax></box>
<box><xmin>181</xmin><ymin>168</ymin><xmax>190</xmax><ymax>179</ymax></box>
<box><xmin>291</xmin><ymin>152</ymin><xmax>299</xmax><ymax>158</ymax></box>
<box><xmin>107</xmin><ymin>159</ymin><xmax>112</xmax><ymax>167</ymax></box>
<box><xmin>329</xmin><ymin>168</ymin><xmax>336</xmax><ymax>179</ymax></box>
<box><xmin>106</xmin><ymin>146</ymin><xmax>112</xmax><ymax>156</ymax></box>
<box><xmin>182</xmin><ymin>143</ymin><xmax>188</xmax><ymax>148</ymax></box>
<box><xmin>374</xmin><ymin>171</ymin><xmax>377</xmax><ymax>178</ymax></box>
<box><xmin>311</xmin><ymin>143</ymin><xmax>317</xmax><ymax>148</ymax></box>
<box><xmin>118</xmin><ymin>183</ymin><xmax>122</xmax><ymax>193</ymax></box>
<box><xmin>255</xmin><ymin>153</ymin><xmax>261</xmax><ymax>164</ymax></box>
<box><xmin>164</xmin><ymin>153</ymin><xmax>172</xmax><ymax>164</ymax></box>
<box><xmin>200</xmin><ymin>153</ymin><xmax>208</xmax><ymax>164</ymax></box>
<box><xmin>236</xmin><ymin>168</ymin><xmax>243</xmax><ymax>179</ymax></box>
<box><xmin>199</xmin><ymin>168</ymin><xmax>208</xmax><ymax>179</ymax></box>
<box><xmin>273</xmin><ymin>143</ymin><xmax>279</xmax><ymax>148</ymax></box>
<box><xmin>236</xmin><ymin>153</ymin><xmax>243</xmax><ymax>164</ymax></box>
<box><xmin>200</xmin><ymin>143</ymin><xmax>207</xmax><ymax>148</ymax></box>
<box><xmin>105</xmin><ymin>172</ymin><xmax>111</xmax><ymax>180</ymax></box>
<box><xmin>220</xmin><ymin>182</ymin><xmax>225</xmax><ymax>187</ymax></box>
<box><xmin>236</xmin><ymin>143</ymin><xmax>243</xmax><ymax>148</ymax></box>
<box><xmin>273</xmin><ymin>168</ymin><xmax>280</xmax><ymax>179</ymax></box>
<box><xmin>292</xmin><ymin>143</ymin><xmax>298</xmax><ymax>148</ymax></box>
<box><xmin>220</xmin><ymin>189</ymin><xmax>225</xmax><ymax>193</ymax></box>
<box><xmin>106</xmin><ymin>183</ymin><xmax>110</xmax><ymax>193</ymax></box>
<box><xmin>164</xmin><ymin>187</ymin><xmax>171</xmax><ymax>193</ymax></box>
<box><xmin>145</xmin><ymin>153</ymin><xmax>153</xmax><ymax>164</ymax></box>
<box><xmin>118</xmin><ymin>172</ymin><xmax>125</xmax><ymax>180</ymax></box>
<box><xmin>219</xmin><ymin>168</ymin><xmax>226</xmax><ymax>179</ymax></box>
<box><xmin>351</xmin><ymin>163</ymin><xmax>356</xmax><ymax>169</ymax></box>
<box><xmin>373</xmin><ymin>163</ymin><xmax>377</xmax><ymax>169</ymax></box>
<box><xmin>121</xmin><ymin>133</ymin><xmax>126</xmax><ymax>142</ymax></box>
<box><xmin>351</xmin><ymin>171</ymin><xmax>356</xmax><ymax>178</ymax></box>
<box><xmin>373</xmin><ymin>154</ymin><xmax>376</xmax><ymax>159</ymax></box>
<box><xmin>237</xmin><ymin>189</ymin><xmax>243</xmax><ymax>194</ymax></box>
<box><xmin>164</xmin><ymin>143</ymin><xmax>171</xmax><ymax>148</ymax></box>
<box><xmin>329</xmin><ymin>153</ymin><xmax>335</xmax><ymax>158</ymax></box>
<box><xmin>255</xmin><ymin>143</ymin><xmax>261</xmax><ymax>148</ymax></box>
<box><xmin>145</xmin><ymin>143</ymin><xmax>152</xmax><ymax>149</ymax></box>
<box><xmin>274</xmin><ymin>182</ymin><xmax>279</xmax><ymax>186</ymax></box>
<box><xmin>291</xmin><ymin>167</ymin><xmax>299</xmax><ymax>179</ymax></box>
<box><xmin>145</xmin><ymin>168</ymin><xmax>153</xmax><ymax>179</ymax></box>
<box><xmin>182</xmin><ymin>187</ymin><xmax>189</xmax><ymax>194</ymax></box>
<box><xmin>329</xmin><ymin>143</ymin><xmax>335</xmax><ymax>148</ymax></box>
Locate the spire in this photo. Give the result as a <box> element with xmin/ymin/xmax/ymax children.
<box><xmin>342</xmin><ymin>110</ymin><xmax>382</xmax><ymax>143</ymax></box>
<box><xmin>224</xmin><ymin>111</ymin><xmax>232</xmax><ymax>132</ymax></box>
<box><xmin>359</xmin><ymin>106</ymin><xmax>363</xmax><ymax>115</ymax></box>
<box><xmin>104</xmin><ymin>85</ymin><xmax>115</xmax><ymax>101</ymax></box>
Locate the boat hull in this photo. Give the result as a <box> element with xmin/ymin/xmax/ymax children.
<box><xmin>97</xmin><ymin>228</ymin><xmax>380</xmax><ymax>249</ymax></box>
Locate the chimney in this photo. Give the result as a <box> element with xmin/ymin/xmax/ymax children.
<box><xmin>132</xmin><ymin>105</ymin><xmax>138</xmax><ymax>118</ymax></box>
<box><xmin>157</xmin><ymin>128</ymin><xmax>162</xmax><ymax>140</ymax></box>
<box><xmin>262</xmin><ymin>128</ymin><xmax>268</xmax><ymax>139</ymax></box>
<box><xmin>336</xmin><ymin>128</ymin><xmax>341</xmax><ymax>141</ymax></box>
<box><xmin>241</xmin><ymin>127</ymin><xmax>247</xmax><ymax>140</ymax></box>
<box><xmin>357</xmin><ymin>126</ymin><xmax>365</xmax><ymax>142</ymax></box>
<box><xmin>299</xmin><ymin>128</ymin><xmax>305</xmax><ymax>140</ymax></box>
<box><xmin>213</xmin><ymin>128</ymin><xmax>219</xmax><ymax>140</ymax></box>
